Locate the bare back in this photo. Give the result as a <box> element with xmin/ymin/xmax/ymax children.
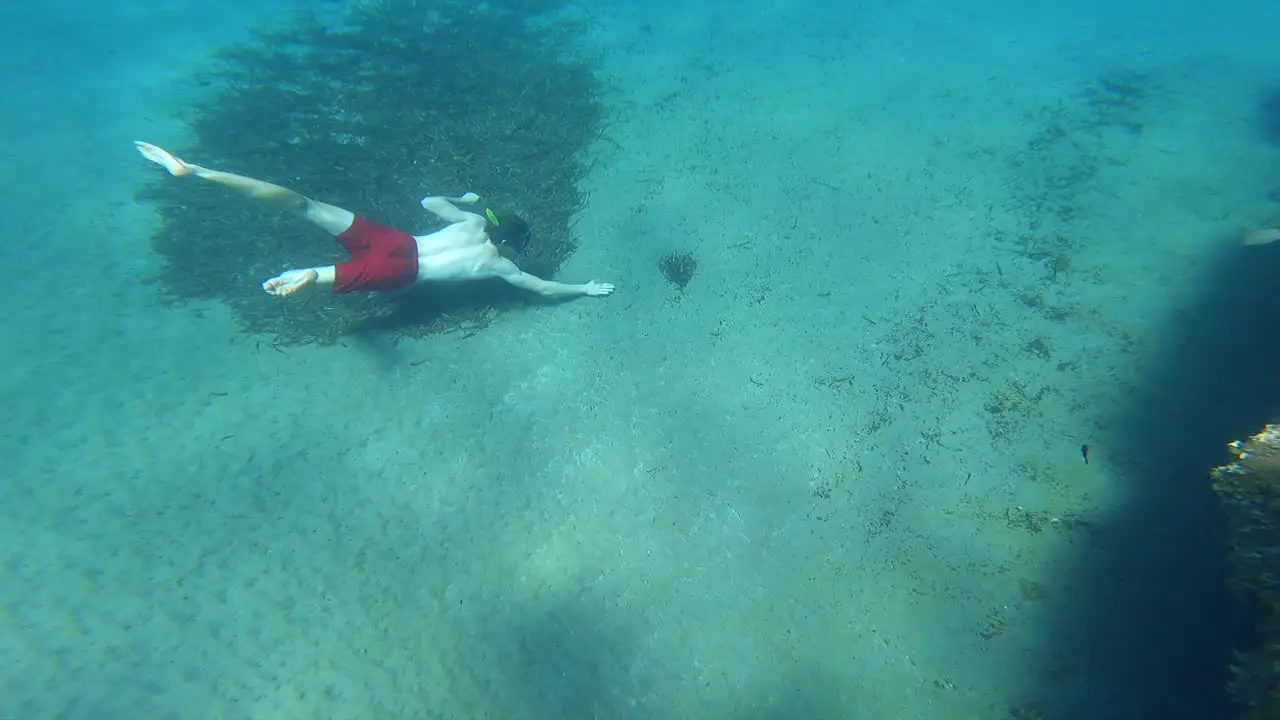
<box><xmin>412</xmin><ymin>216</ymin><xmax>501</xmax><ymax>282</ymax></box>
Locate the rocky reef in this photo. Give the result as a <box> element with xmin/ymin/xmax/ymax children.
<box><xmin>1212</xmin><ymin>425</ymin><xmax>1280</xmax><ymax>717</ymax></box>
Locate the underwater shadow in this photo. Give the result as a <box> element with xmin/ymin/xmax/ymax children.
<box><xmin>1257</xmin><ymin>84</ymin><xmax>1280</xmax><ymax>146</ymax></box>
<box><xmin>349</xmin><ymin>276</ymin><xmax>580</xmax><ymax>340</ymax></box>
<box><xmin>1038</xmin><ymin>236</ymin><xmax>1278</xmax><ymax>718</ymax></box>
<box><xmin>505</xmin><ymin>601</ymin><xmax>644</xmax><ymax>718</ymax></box>
<box><xmin>349</xmin><ymin>280</ymin><xmax>516</xmax><ymax>335</ymax></box>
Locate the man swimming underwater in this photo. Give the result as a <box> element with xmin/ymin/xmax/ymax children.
<box><xmin>134</xmin><ymin>141</ymin><xmax>615</xmax><ymax>299</ymax></box>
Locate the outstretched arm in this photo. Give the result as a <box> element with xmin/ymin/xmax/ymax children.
<box><xmin>421</xmin><ymin>192</ymin><xmax>484</xmax><ymax>224</ymax></box>
<box><xmin>134</xmin><ymin>141</ymin><xmax>354</xmax><ymax>235</ymax></box>
<box><xmin>485</xmin><ymin>255</ymin><xmax>614</xmax><ymax>299</ymax></box>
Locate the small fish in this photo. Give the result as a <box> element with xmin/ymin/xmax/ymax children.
<box><xmin>1081</xmin><ymin>444</ymin><xmax>1090</xmax><ymax>465</ymax></box>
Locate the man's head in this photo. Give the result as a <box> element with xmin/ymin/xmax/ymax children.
<box><xmin>484</xmin><ymin>209</ymin><xmax>532</xmax><ymax>254</ymax></box>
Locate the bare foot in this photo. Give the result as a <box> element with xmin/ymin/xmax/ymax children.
<box><xmin>134</xmin><ymin>140</ymin><xmax>193</xmax><ymax>177</ymax></box>
<box><xmin>262</xmin><ymin>269</ymin><xmax>318</xmax><ymax>297</ymax></box>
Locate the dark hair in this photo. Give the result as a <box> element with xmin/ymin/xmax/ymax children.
<box><xmin>485</xmin><ymin>212</ymin><xmax>531</xmax><ymax>252</ymax></box>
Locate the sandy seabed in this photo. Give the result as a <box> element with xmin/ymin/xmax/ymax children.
<box><xmin>3</xmin><ymin>0</ymin><xmax>1279</xmax><ymax>717</ymax></box>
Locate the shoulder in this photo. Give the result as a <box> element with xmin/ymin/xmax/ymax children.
<box><xmin>458</xmin><ymin>215</ymin><xmax>488</xmax><ymax>236</ymax></box>
<box><xmin>476</xmin><ymin>246</ymin><xmax>518</xmax><ymax>276</ymax></box>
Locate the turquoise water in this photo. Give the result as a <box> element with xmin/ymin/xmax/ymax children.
<box><xmin>3</xmin><ymin>0</ymin><xmax>1277</xmax><ymax>717</ymax></box>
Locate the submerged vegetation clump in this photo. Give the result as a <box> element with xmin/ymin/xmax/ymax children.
<box><xmin>138</xmin><ymin>0</ymin><xmax>604</xmax><ymax>345</ymax></box>
<box><xmin>659</xmin><ymin>251</ymin><xmax>698</xmax><ymax>290</ymax></box>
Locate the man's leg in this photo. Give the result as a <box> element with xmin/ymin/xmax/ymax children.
<box><xmin>134</xmin><ymin>141</ymin><xmax>355</xmax><ymax>235</ymax></box>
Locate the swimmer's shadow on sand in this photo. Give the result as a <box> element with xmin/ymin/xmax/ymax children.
<box><xmin>1257</xmin><ymin>83</ymin><xmax>1280</xmax><ymax>147</ymax></box>
<box><xmin>347</xmin><ymin>279</ymin><xmax>579</xmax><ymax>339</ymax></box>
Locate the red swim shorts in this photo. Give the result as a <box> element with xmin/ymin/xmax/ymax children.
<box><xmin>331</xmin><ymin>216</ymin><xmax>420</xmax><ymax>294</ymax></box>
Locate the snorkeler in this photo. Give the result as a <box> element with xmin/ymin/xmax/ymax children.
<box><xmin>133</xmin><ymin>141</ymin><xmax>615</xmax><ymax>299</ymax></box>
